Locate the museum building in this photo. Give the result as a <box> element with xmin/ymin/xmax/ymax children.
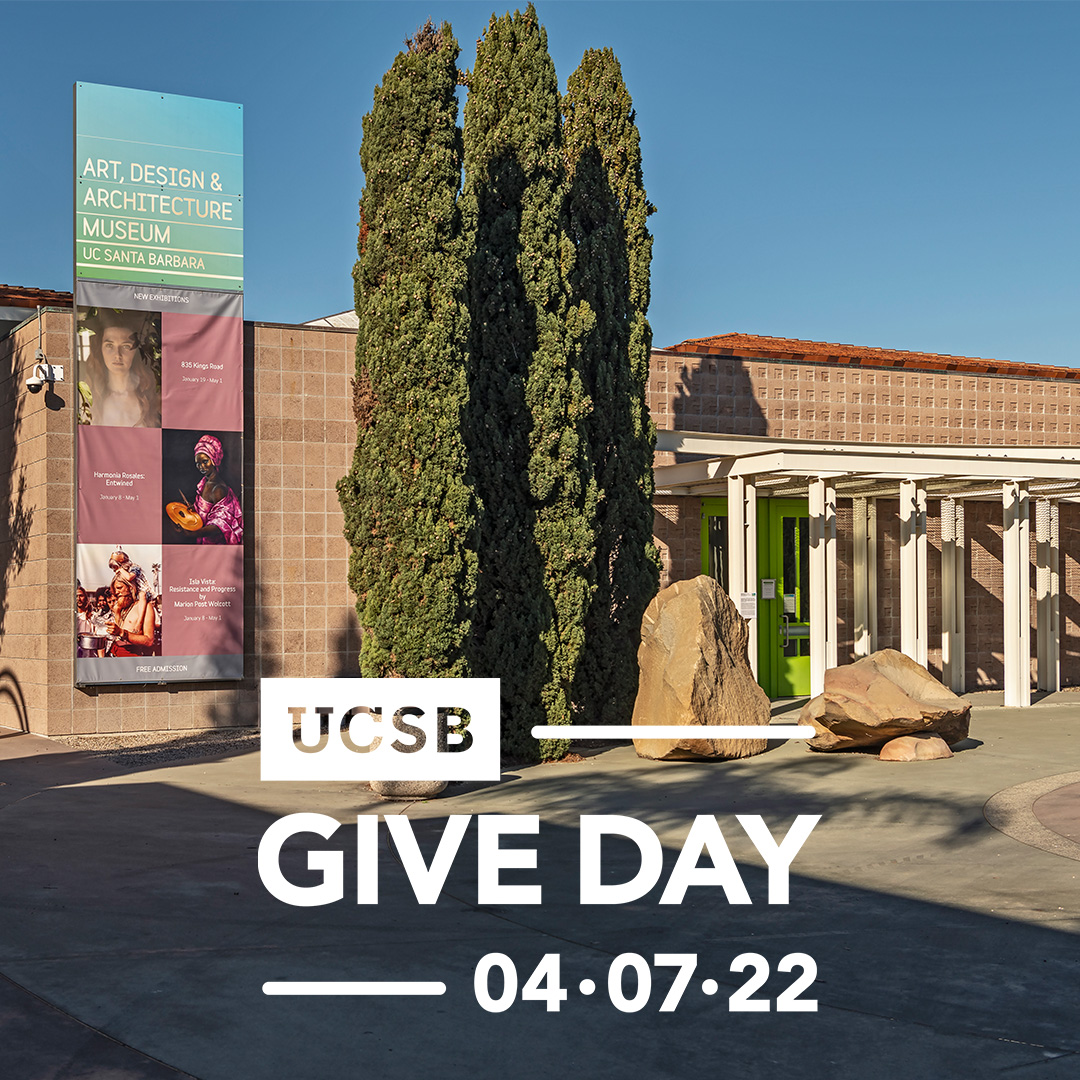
<box><xmin>2</xmin><ymin>287</ymin><xmax>1079</xmax><ymax>736</ymax></box>
<box><xmin>650</xmin><ymin>333</ymin><xmax>1080</xmax><ymax>706</ymax></box>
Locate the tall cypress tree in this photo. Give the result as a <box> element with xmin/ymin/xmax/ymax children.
<box><xmin>337</xmin><ymin>22</ymin><xmax>476</xmax><ymax>678</ymax></box>
<box><xmin>564</xmin><ymin>48</ymin><xmax>659</xmax><ymax>727</ymax></box>
<box><xmin>462</xmin><ymin>5</ymin><xmax>596</xmax><ymax>759</ymax></box>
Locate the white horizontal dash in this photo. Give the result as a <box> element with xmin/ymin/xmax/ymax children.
<box><xmin>262</xmin><ymin>981</ymin><xmax>446</xmax><ymax>996</ymax></box>
<box><xmin>531</xmin><ymin>725</ymin><xmax>814</xmax><ymax>741</ymax></box>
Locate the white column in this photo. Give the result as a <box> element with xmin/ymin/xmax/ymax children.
<box><xmin>899</xmin><ymin>479</ymin><xmax>928</xmax><ymax>666</ymax></box>
<box><xmin>900</xmin><ymin>481</ymin><xmax>916</xmax><ymax>659</ymax></box>
<box><xmin>941</xmin><ymin>498</ymin><xmax>959</xmax><ymax>691</ymax></box>
<box><xmin>1051</xmin><ymin>500</ymin><xmax>1060</xmax><ymax>692</ymax></box>
<box><xmin>1036</xmin><ymin>499</ymin><xmax>1060</xmax><ymax>693</ymax></box>
<box><xmin>854</xmin><ymin>498</ymin><xmax>869</xmax><ymax>657</ymax></box>
<box><xmin>868</xmin><ymin>498</ymin><xmax>878</xmax><ymax>654</ymax></box>
<box><xmin>1037</xmin><ymin>498</ymin><xmax>1049</xmax><ymax>691</ymax></box>
<box><xmin>809</xmin><ymin>479</ymin><xmax>826</xmax><ymax>696</ymax></box>
<box><xmin>825</xmin><ymin>480</ymin><xmax>838</xmax><ymax>671</ymax></box>
<box><xmin>727</xmin><ymin>474</ymin><xmax>745</xmax><ymax>606</ymax></box>
<box><xmin>955</xmin><ymin>499</ymin><xmax>966</xmax><ymax>693</ymax></box>
<box><xmin>916</xmin><ymin>483</ymin><xmax>927</xmax><ymax>668</ymax></box>
<box><xmin>1002</xmin><ymin>481</ymin><xmax>1031</xmax><ymax>707</ymax></box>
<box><xmin>809</xmin><ymin>478</ymin><xmax>837</xmax><ymax>695</ymax></box>
<box><xmin>745</xmin><ymin>480</ymin><xmax>758</xmax><ymax>679</ymax></box>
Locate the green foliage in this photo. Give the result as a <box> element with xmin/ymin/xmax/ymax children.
<box><xmin>337</xmin><ymin>21</ymin><xmax>477</xmax><ymax>678</ymax></box>
<box><xmin>340</xmin><ymin>14</ymin><xmax>657</xmax><ymax>764</ymax></box>
<box><xmin>462</xmin><ymin>5</ymin><xmax>597</xmax><ymax>760</ymax></box>
<box><xmin>564</xmin><ymin>48</ymin><xmax>660</xmax><ymax>727</ymax></box>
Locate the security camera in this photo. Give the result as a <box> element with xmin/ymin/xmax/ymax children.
<box><xmin>25</xmin><ymin>359</ymin><xmax>62</xmax><ymax>393</ymax></box>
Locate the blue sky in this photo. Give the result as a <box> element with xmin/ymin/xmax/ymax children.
<box><xmin>3</xmin><ymin>2</ymin><xmax>1077</xmax><ymax>364</ymax></box>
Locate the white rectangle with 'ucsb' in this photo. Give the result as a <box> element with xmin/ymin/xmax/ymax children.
<box><xmin>259</xmin><ymin>678</ymin><xmax>501</xmax><ymax>782</ymax></box>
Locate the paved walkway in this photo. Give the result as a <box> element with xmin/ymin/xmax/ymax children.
<box><xmin>1034</xmin><ymin>782</ymin><xmax>1080</xmax><ymax>845</ymax></box>
<box><xmin>2</xmin><ymin>696</ymin><xmax>1080</xmax><ymax>1080</ymax></box>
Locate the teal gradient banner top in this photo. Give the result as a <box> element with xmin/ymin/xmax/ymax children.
<box><xmin>75</xmin><ymin>83</ymin><xmax>243</xmax><ymax>291</ymax></box>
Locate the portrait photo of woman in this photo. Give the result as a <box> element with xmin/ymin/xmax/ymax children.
<box><xmin>77</xmin><ymin>307</ymin><xmax>162</xmax><ymax>428</ymax></box>
<box><xmin>163</xmin><ymin>432</ymin><xmax>243</xmax><ymax>545</ymax></box>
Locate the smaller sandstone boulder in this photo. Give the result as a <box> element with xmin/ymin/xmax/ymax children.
<box><xmin>879</xmin><ymin>733</ymin><xmax>954</xmax><ymax>762</ymax></box>
<box><xmin>802</xmin><ymin>649</ymin><xmax>970</xmax><ymax>752</ymax></box>
<box><xmin>632</xmin><ymin>575</ymin><xmax>771</xmax><ymax>761</ymax></box>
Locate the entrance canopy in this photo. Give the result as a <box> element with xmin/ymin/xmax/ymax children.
<box><xmin>654</xmin><ymin>431</ymin><xmax>1080</xmax><ymax>705</ymax></box>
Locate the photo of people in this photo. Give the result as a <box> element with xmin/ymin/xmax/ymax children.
<box><xmin>76</xmin><ymin>307</ymin><xmax>162</xmax><ymax>428</ymax></box>
<box><xmin>74</xmin><ymin>584</ymin><xmax>99</xmax><ymax>658</ymax></box>
<box><xmin>75</xmin><ymin>544</ymin><xmax>163</xmax><ymax>658</ymax></box>
<box><xmin>161</xmin><ymin>430</ymin><xmax>243</xmax><ymax>545</ymax></box>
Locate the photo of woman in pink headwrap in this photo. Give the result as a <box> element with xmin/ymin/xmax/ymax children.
<box><xmin>170</xmin><ymin>433</ymin><xmax>244</xmax><ymax>545</ymax></box>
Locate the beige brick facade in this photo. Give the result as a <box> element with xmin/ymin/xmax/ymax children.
<box><xmin>649</xmin><ymin>341</ymin><xmax>1080</xmax><ymax>693</ymax></box>
<box><xmin>3</xmin><ymin>312</ymin><xmax>1076</xmax><ymax>735</ymax></box>
<box><xmin>0</xmin><ymin>311</ymin><xmax>360</xmax><ymax>736</ymax></box>
<box><xmin>649</xmin><ymin>350</ymin><xmax>1080</xmax><ymax>452</ymax></box>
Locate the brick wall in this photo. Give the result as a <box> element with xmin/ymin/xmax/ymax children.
<box><xmin>0</xmin><ymin>311</ymin><xmax>74</xmax><ymax>735</ymax></box>
<box><xmin>0</xmin><ymin>313</ymin><xmax>360</xmax><ymax>736</ymax></box>
<box><xmin>250</xmin><ymin>323</ymin><xmax>360</xmax><ymax>686</ymax></box>
<box><xmin>649</xmin><ymin>349</ymin><xmax>1078</xmax><ymax>691</ymax></box>
<box><xmin>649</xmin><ymin>351</ymin><xmax>1080</xmax><ymax>446</ymax></box>
<box><xmin>652</xmin><ymin>497</ymin><xmax>701</xmax><ymax>588</ymax></box>
<box><xmin>3</xmin><ymin>317</ymin><xmax>1074</xmax><ymax>735</ymax></box>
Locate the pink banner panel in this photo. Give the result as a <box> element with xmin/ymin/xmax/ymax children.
<box><xmin>77</xmin><ymin>426</ymin><xmax>162</xmax><ymax>545</ymax></box>
<box><xmin>161</xmin><ymin>545</ymin><xmax>244</xmax><ymax>657</ymax></box>
<box><xmin>161</xmin><ymin>311</ymin><xmax>243</xmax><ymax>431</ymax></box>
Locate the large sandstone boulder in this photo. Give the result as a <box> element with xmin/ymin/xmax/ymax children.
<box><xmin>632</xmin><ymin>575</ymin><xmax>771</xmax><ymax>761</ymax></box>
<box><xmin>801</xmin><ymin>649</ymin><xmax>970</xmax><ymax>752</ymax></box>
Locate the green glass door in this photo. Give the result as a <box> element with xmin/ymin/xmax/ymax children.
<box><xmin>763</xmin><ymin>500</ymin><xmax>811</xmax><ymax>697</ymax></box>
<box><xmin>701</xmin><ymin>497</ymin><xmax>811</xmax><ymax>698</ymax></box>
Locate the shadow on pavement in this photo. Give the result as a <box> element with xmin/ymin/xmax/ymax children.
<box><xmin>1</xmin><ymin>737</ymin><xmax>1079</xmax><ymax>1079</ymax></box>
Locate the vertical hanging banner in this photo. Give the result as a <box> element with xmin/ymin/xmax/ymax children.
<box><xmin>74</xmin><ymin>83</ymin><xmax>244</xmax><ymax>685</ymax></box>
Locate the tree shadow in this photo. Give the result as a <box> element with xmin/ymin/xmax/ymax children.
<box><xmin>0</xmin><ymin>669</ymin><xmax>29</xmax><ymax>733</ymax></box>
<box><xmin>464</xmin><ymin>152</ymin><xmax>549</xmax><ymax>759</ymax></box>
<box><xmin>0</xmin><ymin>323</ymin><xmax>36</xmax><ymax>644</ymax></box>
<box><xmin>440</xmin><ymin>739</ymin><xmax>1013</xmax><ymax>853</ymax></box>
<box><xmin>666</xmin><ymin>347</ymin><xmax>769</xmax><ymax>450</ymax></box>
<box><xmin>126</xmin><ymin>319</ymin><xmax>273</xmax><ymax>735</ymax></box>
<box><xmin>566</xmin><ymin>146</ymin><xmax>656</xmax><ymax>731</ymax></box>
<box><xmin>1</xmin><ymin>752</ymin><xmax>1078</xmax><ymax>1077</ymax></box>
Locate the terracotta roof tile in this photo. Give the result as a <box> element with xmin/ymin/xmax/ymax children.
<box><xmin>664</xmin><ymin>332</ymin><xmax>1080</xmax><ymax>382</ymax></box>
<box><xmin>0</xmin><ymin>284</ymin><xmax>73</xmax><ymax>309</ymax></box>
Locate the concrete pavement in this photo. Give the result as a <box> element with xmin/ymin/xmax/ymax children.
<box><xmin>1</xmin><ymin>696</ymin><xmax>1079</xmax><ymax>1079</ymax></box>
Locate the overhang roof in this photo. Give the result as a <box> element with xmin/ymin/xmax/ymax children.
<box><xmin>654</xmin><ymin>430</ymin><xmax>1080</xmax><ymax>501</ymax></box>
